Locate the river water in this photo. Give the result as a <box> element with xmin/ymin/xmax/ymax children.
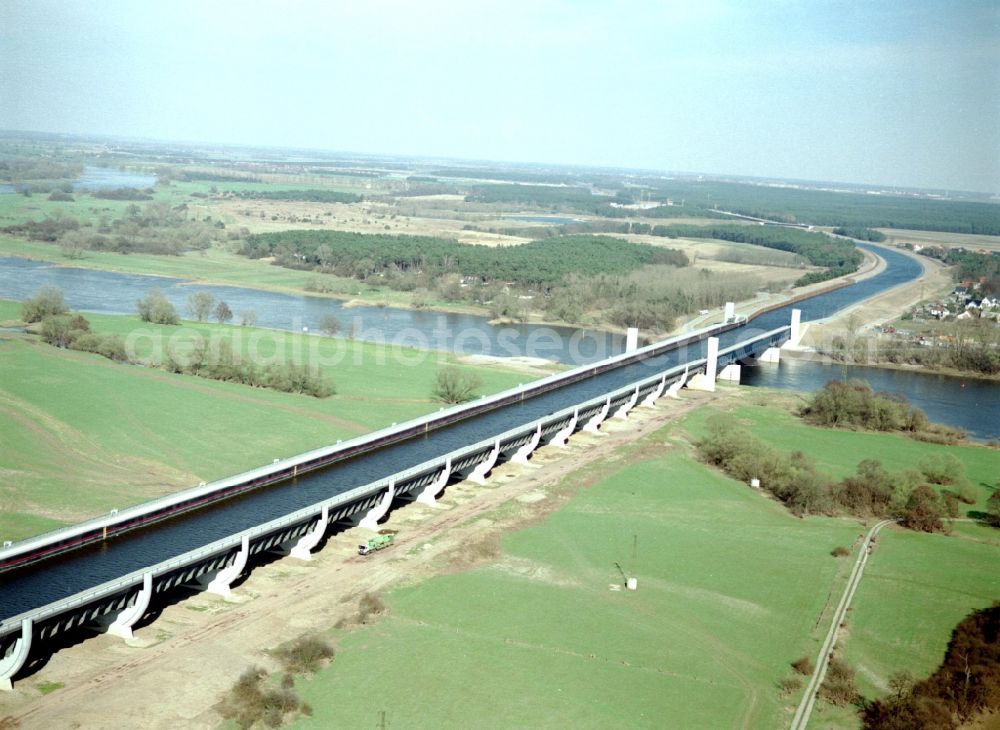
<box><xmin>0</xmin><ymin>165</ymin><xmax>157</xmax><ymax>193</ymax></box>
<box><xmin>1</xmin><ymin>241</ymin><xmax>996</xmax><ymax>437</ymax></box>
<box><xmin>0</xmin><ymin>258</ymin><xmax>627</xmax><ymax>364</ymax></box>
<box><xmin>742</xmin><ymin>358</ymin><xmax>1000</xmax><ymax>441</ymax></box>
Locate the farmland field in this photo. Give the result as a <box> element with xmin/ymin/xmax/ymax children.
<box><xmin>876</xmin><ymin>228</ymin><xmax>1000</xmax><ymax>252</ymax></box>
<box><xmin>293</xmin><ymin>447</ymin><xmax>860</xmax><ymax>729</ymax></box>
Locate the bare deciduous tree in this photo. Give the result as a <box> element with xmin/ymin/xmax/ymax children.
<box><xmin>187</xmin><ymin>291</ymin><xmax>215</xmax><ymax>322</ymax></box>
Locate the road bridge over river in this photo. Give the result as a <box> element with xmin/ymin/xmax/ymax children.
<box><xmin>0</xmin><ymin>241</ymin><xmax>924</xmax><ymax>689</ymax></box>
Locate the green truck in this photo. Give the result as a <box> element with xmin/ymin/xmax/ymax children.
<box><xmin>358</xmin><ymin>533</ymin><xmax>395</xmax><ymax>555</ymax></box>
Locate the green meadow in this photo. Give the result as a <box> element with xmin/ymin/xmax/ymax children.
<box><xmin>0</xmin><ymin>190</ymin><xmax>138</xmax><ymax>226</ymax></box>
<box><xmin>0</xmin><ymin>301</ymin><xmax>530</xmax><ymax>540</ymax></box>
<box><xmin>681</xmin><ymin>396</ymin><xmax>999</xmax><ymax>512</ymax></box>
<box><xmin>0</xmin><ymin>234</ymin><xmax>366</xmax><ymax>297</ymax></box>
<box><xmin>0</xmin><ymin>180</ymin><xmax>403</xmax><ymax>305</ymax></box>
<box><xmin>295</xmin><ymin>448</ymin><xmax>861</xmax><ymax>730</ymax></box>
<box><xmin>287</xmin><ymin>399</ymin><xmax>999</xmax><ymax>730</ymax></box>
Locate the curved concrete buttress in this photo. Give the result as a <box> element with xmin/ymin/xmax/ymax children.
<box><xmin>290</xmin><ymin>506</ymin><xmax>330</xmax><ymax>561</ymax></box>
<box><xmin>512</xmin><ymin>424</ymin><xmax>542</xmax><ymax>465</ymax></box>
<box><xmin>583</xmin><ymin>398</ymin><xmax>610</xmax><ymax>434</ymax></box>
<box><xmin>550</xmin><ymin>409</ymin><xmax>579</xmax><ymax>447</ymax></box>
<box><xmin>0</xmin><ymin>619</ymin><xmax>33</xmax><ymax>691</ymax></box>
<box><xmin>416</xmin><ymin>458</ymin><xmax>451</xmax><ymax>505</ymax></box>
<box><xmin>613</xmin><ymin>385</ymin><xmax>640</xmax><ymax>419</ymax></box>
<box><xmin>468</xmin><ymin>440</ymin><xmax>501</xmax><ymax>484</ymax></box>
<box><xmin>359</xmin><ymin>482</ymin><xmax>395</xmax><ymax>531</ymax></box>
<box><xmin>101</xmin><ymin>572</ymin><xmax>153</xmax><ymax>640</ymax></box>
<box><xmin>202</xmin><ymin>534</ymin><xmax>250</xmax><ymax>599</ymax></box>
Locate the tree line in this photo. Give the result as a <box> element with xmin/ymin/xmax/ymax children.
<box><xmin>832</xmin><ymin>226</ymin><xmax>887</xmax><ymax>241</ymax></box>
<box><xmin>240</xmin><ymin>231</ymin><xmax>685</xmax><ymax>288</ymax></box>
<box><xmin>226</xmin><ymin>188</ymin><xmax>363</xmax><ymax>204</ymax></box>
<box><xmin>464</xmin><ymin>184</ymin><xmax>612</xmax><ymax>208</ymax></box>
<box><xmin>820</xmin><ymin>318</ymin><xmax>1000</xmax><ymax>377</ymax></box>
<box><xmin>0</xmin><ymin>157</ymin><xmax>82</xmax><ymax>183</ymax></box>
<box><xmin>698</xmin><ymin>412</ymin><xmax>972</xmax><ymax>530</ymax></box>
<box><xmin>239</xmin><ymin>228</ymin><xmax>785</xmax><ymax>331</ymax></box>
<box><xmin>19</xmin><ymin>286</ymin><xmax>332</xmax><ymax>398</ymax></box>
<box><xmin>862</xmin><ymin>602</ymin><xmax>1000</xmax><ymax>728</ymax></box>
<box><xmin>4</xmin><ymin>203</ymin><xmax>236</xmax><ymax>257</ymax></box>
<box><xmin>915</xmin><ymin>247</ymin><xmax>1000</xmax><ymax>295</ymax></box>
<box><xmin>476</xmin><ymin>219</ymin><xmax>860</xmax><ymax>284</ymax></box>
<box><xmin>643</xmin><ymin>179</ymin><xmax>1000</xmax><ymax>235</ymax></box>
<box><xmin>697</xmin><ymin>381</ymin><xmax>981</xmax><ymax>528</ymax></box>
<box><xmin>449</xmin><ymin>175</ymin><xmax>999</xmax><ymax>235</ymax></box>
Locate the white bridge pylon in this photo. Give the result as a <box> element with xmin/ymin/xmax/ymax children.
<box><xmin>688</xmin><ymin>308</ymin><xmax>800</xmax><ymax>390</ymax></box>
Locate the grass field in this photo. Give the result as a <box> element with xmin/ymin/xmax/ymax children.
<box><xmin>0</xmin><ymin>302</ymin><xmax>528</xmax><ymax>540</ymax></box>
<box><xmin>293</xmin><ymin>445</ymin><xmax>860</xmax><ymax>730</ymax></box>
<box><xmin>876</xmin><ymin>228</ymin><xmax>1000</xmax><ymax>252</ymax></box>
<box><xmin>283</xmin><ymin>397</ymin><xmax>998</xmax><ymax>730</ymax></box>
<box><xmin>0</xmin><ymin>191</ymin><xmax>138</xmax><ymax>227</ymax></box>
<box><xmin>681</xmin><ymin>395</ymin><xmax>999</xmax><ymax>512</ymax></box>
<box><xmin>842</xmin><ymin>527</ymin><xmax>1000</xmax><ymax>692</ymax></box>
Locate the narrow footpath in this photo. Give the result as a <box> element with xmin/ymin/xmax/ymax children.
<box><xmin>790</xmin><ymin>519</ymin><xmax>895</xmax><ymax>730</ymax></box>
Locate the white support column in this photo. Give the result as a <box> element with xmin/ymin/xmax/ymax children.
<box><xmin>724</xmin><ymin>301</ymin><xmax>735</xmax><ymax>322</ymax></box>
<box><xmin>760</xmin><ymin>346</ymin><xmax>781</xmax><ymax>363</ymax></box>
<box><xmin>641</xmin><ymin>375</ymin><xmax>667</xmax><ymax>407</ymax></box>
<box><xmin>0</xmin><ymin>619</ymin><xmax>32</xmax><ymax>691</ymax></box>
<box><xmin>784</xmin><ymin>308</ymin><xmax>802</xmax><ymax>347</ymax></box>
<box><xmin>583</xmin><ymin>399</ymin><xmax>609</xmax><ymax>434</ymax></box>
<box><xmin>512</xmin><ymin>425</ymin><xmax>541</xmax><ymax>465</ymax></box>
<box><xmin>359</xmin><ymin>481</ymin><xmax>396</xmax><ymax>531</ymax></box>
<box><xmin>203</xmin><ymin>535</ymin><xmax>250</xmax><ymax>599</ymax></box>
<box><xmin>101</xmin><ymin>572</ymin><xmax>153</xmax><ymax>640</ymax></box>
<box><xmin>687</xmin><ymin>337</ymin><xmax>719</xmax><ymax>392</ymax></box>
<box><xmin>625</xmin><ymin>327</ymin><xmax>639</xmax><ymax>353</ymax></box>
<box><xmin>613</xmin><ymin>386</ymin><xmax>640</xmax><ymax>420</ymax></box>
<box><xmin>468</xmin><ymin>441</ymin><xmax>500</xmax><ymax>484</ymax></box>
<box><xmin>416</xmin><ymin>458</ymin><xmax>451</xmax><ymax>505</ymax></box>
<box><xmin>290</xmin><ymin>506</ymin><xmax>329</xmax><ymax>561</ymax></box>
<box><xmin>666</xmin><ymin>367</ymin><xmax>689</xmax><ymax>399</ymax></box>
<box><xmin>718</xmin><ymin>363</ymin><xmax>741</xmax><ymax>383</ymax></box>
<box><xmin>550</xmin><ymin>409</ymin><xmax>578</xmax><ymax>447</ymax></box>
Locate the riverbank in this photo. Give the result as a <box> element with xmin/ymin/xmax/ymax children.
<box><xmin>0</xmin><ymin>236</ymin><xmax>490</xmax><ymax>314</ymax></box>
<box><xmin>0</xmin><ymin>232</ymin><xmax>860</xmax><ymax>342</ymax></box>
<box><xmin>786</xmin><ymin>245</ymin><xmax>1000</xmax><ymax>382</ymax></box>
<box><xmin>675</xmin><ymin>242</ymin><xmax>884</xmax><ymax>334</ymax></box>
<box><xmin>798</xmin><ymin>243</ymin><xmax>946</xmax><ymax>339</ymax></box>
<box><xmin>741</xmin><ymin>357</ymin><xmax>1000</xmax><ymax>441</ymax></box>
<box><xmin>782</xmin><ymin>348</ymin><xmax>1000</xmax><ymax>383</ymax></box>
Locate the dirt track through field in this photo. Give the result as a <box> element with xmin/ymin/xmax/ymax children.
<box><xmin>1</xmin><ymin>390</ymin><xmax>726</xmax><ymax>730</ymax></box>
<box><xmin>789</xmin><ymin>519</ymin><xmax>895</xmax><ymax>730</ymax></box>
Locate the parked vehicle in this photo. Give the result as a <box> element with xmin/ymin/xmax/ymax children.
<box><xmin>358</xmin><ymin>533</ymin><xmax>395</xmax><ymax>555</ymax></box>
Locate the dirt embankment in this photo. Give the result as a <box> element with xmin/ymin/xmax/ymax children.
<box><xmin>0</xmin><ymin>390</ymin><xmax>729</xmax><ymax>730</ymax></box>
<box><xmin>800</xmin><ymin>246</ymin><xmax>952</xmax><ymax>347</ymax></box>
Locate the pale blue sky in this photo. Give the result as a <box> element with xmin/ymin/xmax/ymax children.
<box><xmin>1</xmin><ymin>0</ymin><xmax>997</xmax><ymax>191</ymax></box>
